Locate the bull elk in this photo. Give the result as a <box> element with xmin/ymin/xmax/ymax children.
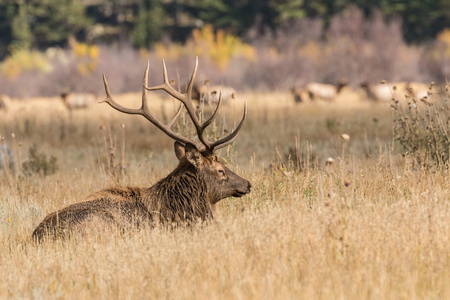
<box><xmin>32</xmin><ymin>58</ymin><xmax>251</xmax><ymax>241</ymax></box>
<box><xmin>291</xmin><ymin>80</ymin><xmax>347</xmax><ymax>103</ymax></box>
<box><xmin>60</xmin><ymin>91</ymin><xmax>96</xmax><ymax>112</ymax></box>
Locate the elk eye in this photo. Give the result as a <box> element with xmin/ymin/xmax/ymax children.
<box><xmin>218</xmin><ymin>169</ymin><xmax>225</xmax><ymax>175</ymax></box>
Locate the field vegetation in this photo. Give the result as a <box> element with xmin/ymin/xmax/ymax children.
<box><xmin>0</xmin><ymin>85</ymin><xmax>449</xmax><ymax>299</ymax></box>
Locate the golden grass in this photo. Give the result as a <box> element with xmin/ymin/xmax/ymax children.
<box><xmin>0</xmin><ymin>90</ymin><xmax>449</xmax><ymax>299</ymax></box>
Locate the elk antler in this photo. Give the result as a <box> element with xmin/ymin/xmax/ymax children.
<box><xmin>101</xmin><ymin>57</ymin><xmax>247</xmax><ymax>154</ymax></box>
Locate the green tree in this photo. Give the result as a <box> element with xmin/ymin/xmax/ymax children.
<box><xmin>0</xmin><ymin>0</ymin><xmax>18</xmax><ymax>59</ymax></box>
<box><xmin>179</xmin><ymin>0</ymin><xmax>305</xmax><ymax>37</ymax></box>
<box><xmin>131</xmin><ymin>0</ymin><xmax>165</xmax><ymax>48</ymax></box>
<box><xmin>275</xmin><ymin>0</ymin><xmax>305</xmax><ymax>23</ymax></box>
<box><xmin>10</xmin><ymin>3</ymin><xmax>31</xmax><ymax>52</ymax></box>
<box><xmin>352</xmin><ymin>0</ymin><xmax>450</xmax><ymax>43</ymax></box>
<box><xmin>27</xmin><ymin>0</ymin><xmax>91</xmax><ymax>49</ymax></box>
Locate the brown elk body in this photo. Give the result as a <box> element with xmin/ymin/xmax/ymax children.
<box><xmin>60</xmin><ymin>92</ymin><xmax>96</xmax><ymax>111</ymax></box>
<box><xmin>361</xmin><ymin>82</ymin><xmax>410</xmax><ymax>102</ymax></box>
<box><xmin>191</xmin><ymin>84</ymin><xmax>236</xmax><ymax>104</ymax></box>
<box><xmin>32</xmin><ymin>59</ymin><xmax>251</xmax><ymax>241</ymax></box>
<box><xmin>291</xmin><ymin>81</ymin><xmax>347</xmax><ymax>103</ymax></box>
<box><xmin>406</xmin><ymin>82</ymin><xmax>434</xmax><ymax>102</ymax></box>
<box><xmin>360</xmin><ymin>82</ymin><xmax>393</xmax><ymax>102</ymax></box>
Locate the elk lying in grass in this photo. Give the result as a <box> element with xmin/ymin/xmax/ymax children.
<box><xmin>60</xmin><ymin>91</ymin><xmax>96</xmax><ymax>112</ymax></box>
<box><xmin>192</xmin><ymin>83</ymin><xmax>236</xmax><ymax>105</ymax></box>
<box><xmin>32</xmin><ymin>58</ymin><xmax>251</xmax><ymax>241</ymax></box>
<box><xmin>291</xmin><ymin>81</ymin><xmax>347</xmax><ymax>103</ymax></box>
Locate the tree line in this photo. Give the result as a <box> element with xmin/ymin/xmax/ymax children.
<box><xmin>0</xmin><ymin>0</ymin><xmax>449</xmax><ymax>60</ymax></box>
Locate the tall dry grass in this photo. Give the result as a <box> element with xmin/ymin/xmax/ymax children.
<box><xmin>0</xmin><ymin>90</ymin><xmax>449</xmax><ymax>299</ymax></box>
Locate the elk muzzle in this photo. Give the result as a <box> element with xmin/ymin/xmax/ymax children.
<box><xmin>232</xmin><ymin>180</ymin><xmax>252</xmax><ymax>197</ymax></box>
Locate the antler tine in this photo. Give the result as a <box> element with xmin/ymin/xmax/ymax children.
<box><xmin>102</xmin><ymin>66</ymin><xmax>194</xmax><ymax>147</ymax></box>
<box><xmin>144</xmin><ymin>59</ymin><xmax>213</xmax><ymax>150</ymax></box>
<box><xmin>141</xmin><ymin>60</ymin><xmax>150</xmax><ymax>110</ymax></box>
<box><xmin>142</xmin><ymin>60</ymin><xmax>183</xmax><ymax>122</ymax></box>
<box><xmin>167</xmin><ymin>104</ymin><xmax>184</xmax><ymax>127</ymax></box>
<box><xmin>145</xmin><ymin>60</ymin><xmax>199</xmax><ymax>122</ymax></box>
<box><xmin>210</xmin><ymin>100</ymin><xmax>248</xmax><ymax>150</ymax></box>
<box><xmin>202</xmin><ymin>89</ymin><xmax>223</xmax><ymax>129</ymax></box>
<box><xmin>186</xmin><ymin>56</ymin><xmax>198</xmax><ymax>96</ymax></box>
<box><xmin>102</xmin><ymin>74</ymin><xmax>142</xmax><ymax>115</ymax></box>
<box><xmin>142</xmin><ymin>59</ymin><xmax>247</xmax><ymax>154</ymax></box>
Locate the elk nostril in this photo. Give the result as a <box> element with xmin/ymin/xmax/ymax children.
<box><xmin>247</xmin><ymin>182</ymin><xmax>252</xmax><ymax>190</ymax></box>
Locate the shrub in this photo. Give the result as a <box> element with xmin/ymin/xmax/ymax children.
<box><xmin>22</xmin><ymin>145</ymin><xmax>58</xmax><ymax>176</ymax></box>
<box><xmin>155</xmin><ymin>24</ymin><xmax>255</xmax><ymax>72</ymax></box>
<box><xmin>70</xmin><ymin>38</ymin><xmax>100</xmax><ymax>75</ymax></box>
<box><xmin>419</xmin><ymin>28</ymin><xmax>450</xmax><ymax>81</ymax></box>
<box><xmin>392</xmin><ymin>83</ymin><xmax>450</xmax><ymax>168</ymax></box>
<box><xmin>0</xmin><ymin>49</ymin><xmax>49</xmax><ymax>79</ymax></box>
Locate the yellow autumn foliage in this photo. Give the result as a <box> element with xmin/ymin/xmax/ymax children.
<box><xmin>71</xmin><ymin>39</ymin><xmax>100</xmax><ymax>75</ymax></box>
<box><xmin>437</xmin><ymin>28</ymin><xmax>450</xmax><ymax>56</ymax></box>
<box><xmin>0</xmin><ymin>50</ymin><xmax>49</xmax><ymax>79</ymax></box>
<box><xmin>155</xmin><ymin>24</ymin><xmax>256</xmax><ymax>72</ymax></box>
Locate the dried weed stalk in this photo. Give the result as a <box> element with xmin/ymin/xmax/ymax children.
<box><xmin>392</xmin><ymin>82</ymin><xmax>450</xmax><ymax>168</ymax></box>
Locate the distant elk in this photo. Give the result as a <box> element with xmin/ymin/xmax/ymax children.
<box><xmin>406</xmin><ymin>82</ymin><xmax>435</xmax><ymax>102</ymax></box>
<box><xmin>360</xmin><ymin>81</ymin><xmax>412</xmax><ymax>102</ymax></box>
<box><xmin>0</xmin><ymin>94</ymin><xmax>10</xmax><ymax>112</ymax></box>
<box><xmin>60</xmin><ymin>91</ymin><xmax>96</xmax><ymax>112</ymax></box>
<box><xmin>191</xmin><ymin>83</ymin><xmax>236</xmax><ymax>105</ymax></box>
<box><xmin>32</xmin><ymin>58</ymin><xmax>251</xmax><ymax>241</ymax></box>
<box><xmin>291</xmin><ymin>80</ymin><xmax>347</xmax><ymax>103</ymax></box>
<box><xmin>360</xmin><ymin>82</ymin><xmax>395</xmax><ymax>102</ymax></box>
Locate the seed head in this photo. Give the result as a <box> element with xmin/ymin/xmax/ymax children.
<box><xmin>326</xmin><ymin>157</ymin><xmax>335</xmax><ymax>166</ymax></box>
<box><xmin>341</xmin><ymin>134</ymin><xmax>350</xmax><ymax>141</ymax></box>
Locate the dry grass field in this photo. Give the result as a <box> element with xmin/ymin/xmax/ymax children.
<box><xmin>0</xmin><ymin>87</ymin><xmax>449</xmax><ymax>299</ymax></box>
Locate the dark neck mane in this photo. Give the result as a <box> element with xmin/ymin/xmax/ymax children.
<box><xmin>143</xmin><ymin>162</ymin><xmax>213</xmax><ymax>223</ymax></box>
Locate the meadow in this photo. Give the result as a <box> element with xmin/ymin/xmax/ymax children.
<box><xmin>0</xmin><ymin>87</ymin><xmax>449</xmax><ymax>299</ymax></box>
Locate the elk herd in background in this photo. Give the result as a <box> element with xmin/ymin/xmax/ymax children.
<box><xmin>290</xmin><ymin>80</ymin><xmax>440</xmax><ymax>104</ymax></box>
<box><xmin>0</xmin><ymin>80</ymin><xmax>441</xmax><ymax>116</ymax></box>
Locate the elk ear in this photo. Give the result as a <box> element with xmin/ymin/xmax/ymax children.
<box><xmin>185</xmin><ymin>143</ymin><xmax>203</xmax><ymax>168</ymax></box>
<box><xmin>174</xmin><ymin>141</ymin><xmax>185</xmax><ymax>160</ymax></box>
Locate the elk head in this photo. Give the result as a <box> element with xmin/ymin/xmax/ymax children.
<box><xmin>101</xmin><ymin>58</ymin><xmax>251</xmax><ymax>205</ymax></box>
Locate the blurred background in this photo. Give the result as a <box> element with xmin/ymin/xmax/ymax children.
<box><xmin>0</xmin><ymin>0</ymin><xmax>449</xmax><ymax>98</ymax></box>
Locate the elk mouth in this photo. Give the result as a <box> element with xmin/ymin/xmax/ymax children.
<box><xmin>232</xmin><ymin>187</ymin><xmax>251</xmax><ymax>197</ymax></box>
<box><xmin>233</xmin><ymin>181</ymin><xmax>252</xmax><ymax>197</ymax></box>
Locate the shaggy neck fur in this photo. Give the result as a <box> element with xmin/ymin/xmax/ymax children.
<box><xmin>142</xmin><ymin>160</ymin><xmax>213</xmax><ymax>224</ymax></box>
